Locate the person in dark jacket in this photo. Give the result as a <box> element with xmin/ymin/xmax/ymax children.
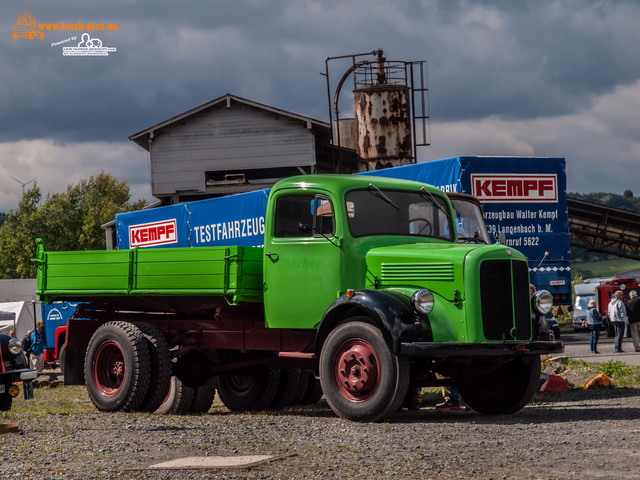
<box><xmin>626</xmin><ymin>290</ymin><xmax>640</xmax><ymax>352</ymax></box>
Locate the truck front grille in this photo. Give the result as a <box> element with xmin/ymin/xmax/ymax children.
<box><xmin>380</xmin><ymin>263</ymin><xmax>454</xmax><ymax>283</ymax></box>
<box><xmin>479</xmin><ymin>259</ymin><xmax>531</xmax><ymax>341</ymax></box>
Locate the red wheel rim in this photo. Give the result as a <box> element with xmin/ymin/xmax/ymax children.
<box><xmin>93</xmin><ymin>341</ymin><xmax>125</xmax><ymax>396</ymax></box>
<box><xmin>333</xmin><ymin>339</ymin><xmax>380</xmax><ymax>402</ymax></box>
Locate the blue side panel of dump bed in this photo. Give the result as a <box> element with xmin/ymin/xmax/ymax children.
<box><xmin>115</xmin><ymin>189</ymin><xmax>270</xmax><ymax>249</ymax></box>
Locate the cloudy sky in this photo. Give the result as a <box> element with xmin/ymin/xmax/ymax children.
<box><xmin>1</xmin><ymin>0</ymin><xmax>639</xmax><ymax>212</ymax></box>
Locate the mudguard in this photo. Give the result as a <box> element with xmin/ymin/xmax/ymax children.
<box><xmin>314</xmin><ymin>289</ymin><xmax>431</xmax><ymax>356</ymax></box>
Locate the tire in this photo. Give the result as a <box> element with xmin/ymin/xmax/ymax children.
<box><xmin>459</xmin><ymin>354</ymin><xmax>541</xmax><ymax>415</ymax></box>
<box><xmin>300</xmin><ymin>374</ymin><xmax>324</xmax><ymax>405</ymax></box>
<box><xmin>216</xmin><ymin>366</ymin><xmax>280</xmax><ymax>412</ymax></box>
<box><xmin>190</xmin><ymin>386</ymin><xmax>216</xmax><ymax>413</ymax></box>
<box><xmin>134</xmin><ymin>323</ymin><xmax>172</xmax><ymax>412</ymax></box>
<box><xmin>84</xmin><ymin>321</ymin><xmax>151</xmax><ymax>412</ymax></box>
<box><xmin>319</xmin><ymin>320</ymin><xmax>409</xmax><ymax>422</ymax></box>
<box><xmin>292</xmin><ymin>371</ymin><xmax>309</xmax><ymax>405</ymax></box>
<box><xmin>155</xmin><ymin>376</ymin><xmax>195</xmax><ymax>414</ymax></box>
<box><xmin>0</xmin><ymin>392</ymin><xmax>12</xmax><ymax>411</ymax></box>
<box><xmin>269</xmin><ymin>369</ymin><xmax>301</xmax><ymax>410</ymax></box>
<box><xmin>59</xmin><ymin>344</ymin><xmax>66</xmax><ymax>375</ymax></box>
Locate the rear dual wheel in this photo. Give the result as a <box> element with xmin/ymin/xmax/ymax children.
<box><xmin>84</xmin><ymin>322</ymin><xmax>151</xmax><ymax>412</ymax></box>
<box><xmin>320</xmin><ymin>320</ymin><xmax>409</xmax><ymax>422</ymax></box>
<box><xmin>155</xmin><ymin>376</ymin><xmax>195</xmax><ymax>414</ymax></box>
<box><xmin>135</xmin><ymin>323</ymin><xmax>172</xmax><ymax>412</ymax></box>
<box><xmin>216</xmin><ymin>366</ymin><xmax>280</xmax><ymax>411</ymax></box>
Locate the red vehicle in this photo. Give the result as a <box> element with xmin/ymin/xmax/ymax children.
<box><xmin>596</xmin><ymin>278</ymin><xmax>640</xmax><ymax>337</ymax></box>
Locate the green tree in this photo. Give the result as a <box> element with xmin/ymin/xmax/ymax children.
<box><xmin>0</xmin><ymin>173</ymin><xmax>147</xmax><ymax>279</ymax></box>
<box><xmin>0</xmin><ymin>185</ymin><xmax>42</xmax><ymax>279</ymax></box>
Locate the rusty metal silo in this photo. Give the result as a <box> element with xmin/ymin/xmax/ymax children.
<box><xmin>353</xmin><ymin>83</ymin><xmax>413</xmax><ymax>171</ymax></box>
<box><xmin>324</xmin><ymin>49</ymin><xmax>429</xmax><ymax>173</ymax></box>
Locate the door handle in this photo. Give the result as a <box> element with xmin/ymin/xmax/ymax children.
<box><xmin>265</xmin><ymin>252</ymin><xmax>279</xmax><ymax>263</ymax></box>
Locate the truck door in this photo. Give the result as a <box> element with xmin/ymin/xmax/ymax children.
<box><xmin>263</xmin><ymin>192</ymin><xmax>341</xmax><ymax>329</ymax></box>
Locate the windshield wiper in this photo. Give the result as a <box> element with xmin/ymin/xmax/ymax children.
<box><xmin>419</xmin><ymin>187</ymin><xmax>449</xmax><ymax>218</ymax></box>
<box><xmin>368</xmin><ymin>183</ymin><xmax>400</xmax><ymax>210</ymax></box>
<box><xmin>458</xmin><ymin>232</ymin><xmax>487</xmax><ymax>244</ymax></box>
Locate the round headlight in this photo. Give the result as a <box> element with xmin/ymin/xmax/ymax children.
<box><xmin>412</xmin><ymin>289</ymin><xmax>434</xmax><ymax>315</ymax></box>
<box><xmin>8</xmin><ymin>338</ymin><xmax>23</xmax><ymax>355</ymax></box>
<box><xmin>532</xmin><ymin>290</ymin><xmax>553</xmax><ymax>315</ymax></box>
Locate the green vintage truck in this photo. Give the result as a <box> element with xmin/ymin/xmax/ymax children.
<box><xmin>35</xmin><ymin>174</ymin><xmax>563</xmax><ymax>422</ymax></box>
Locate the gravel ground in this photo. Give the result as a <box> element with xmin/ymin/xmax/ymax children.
<box><xmin>2</xmin><ymin>381</ymin><xmax>640</xmax><ymax>480</ymax></box>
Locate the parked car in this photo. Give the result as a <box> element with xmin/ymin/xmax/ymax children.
<box><xmin>546</xmin><ymin>312</ymin><xmax>561</xmax><ymax>340</ymax></box>
<box><xmin>0</xmin><ymin>333</ymin><xmax>37</xmax><ymax>411</ymax></box>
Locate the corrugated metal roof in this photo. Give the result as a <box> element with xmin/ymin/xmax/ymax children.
<box><xmin>129</xmin><ymin>93</ymin><xmax>330</xmax><ymax>151</ymax></box>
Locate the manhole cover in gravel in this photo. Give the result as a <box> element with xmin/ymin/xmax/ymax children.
<box><xmin>144</xmin><ymin>454</ymin><xmax>292</xmax><ymax>470</ymax></box>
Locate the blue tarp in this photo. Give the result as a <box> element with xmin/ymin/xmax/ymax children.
<box><xmin>115</xmin><ymin>189</ymin><xmax>270</xmax><ymax>249</ymax></box>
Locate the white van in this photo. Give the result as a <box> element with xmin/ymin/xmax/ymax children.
<box><xmin>573</xmin><ymin>278</ymin><xmax>609</xmax><ymax>331</ymax></box>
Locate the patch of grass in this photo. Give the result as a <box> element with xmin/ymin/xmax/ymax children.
<box><xmin>558</xmin><ymin>358</ymin><xmax>640</xmax><ymax>389</ymax></box>
<box><xmin>572</xmin><ymin>258</ymin><xmax>640</xmax><ymax>278</ymax></box>
<box><xmin>600</xmin><ymin>360</ymin><xmax>640</xmax><ymax>386</ymax></box>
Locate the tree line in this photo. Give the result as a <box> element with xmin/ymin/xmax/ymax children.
<box><xmin>0</xmin><ymin>173</ymin><xmax>146</xmax><ymax>279</ymax></box>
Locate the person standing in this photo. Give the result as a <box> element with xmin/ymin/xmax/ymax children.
<box><xmin>586</xmin><ymin>299</ymin><xmax>603</xmax><ymax>354</ymax></box>
<box><xmin>626</xmin><ymin>290</ymin><xmax>640</xmax><ymax>352</ymax></box>
<box><xmin>29</xmin><ymin>322</ymin><xmax>45</xmax><ymax>374</ymax></box>
<box><xmin>608</xmin><ymin>290</ymin><xmax>628</xmax><ymax>353</ymax></box>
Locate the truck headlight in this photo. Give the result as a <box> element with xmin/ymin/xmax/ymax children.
<box><xmin>8</xmin><ymin>338</ymin><xmax>22</xmax><ymax>355</ymax></box>
<box><xmin>412</xmin><ymin>289</ymin><xmax>434</xmax><ymax>314</ymax></box>
<box><xmin>532</xmin><ymin>290</ymin><xmax>553</xmax><ymax>315</ymax></box>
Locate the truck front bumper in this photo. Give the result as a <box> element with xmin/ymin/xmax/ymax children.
<box><xmin>1</xmin><ymin>368</ymin><xmax>37</xmax><ymax>383</ymax></box>
<box><xmin>400</xmin><ymin>340</ymin><xmax>564</xmax><ymax>358</ymax></box>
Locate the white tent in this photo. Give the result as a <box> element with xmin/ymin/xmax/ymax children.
<box><xmin>0</xmin><ymin>301</ymin><xmax>36</xmax><ymax>339</ymax></box>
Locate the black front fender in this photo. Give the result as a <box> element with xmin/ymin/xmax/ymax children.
<box><xmin>314</xmin><ymin>290</ymin><xmax>431</xmax><ymax>356</ymax></box>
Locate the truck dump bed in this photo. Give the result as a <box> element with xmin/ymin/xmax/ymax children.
<box><xmin>35</xmin><ymin>240</ymin><xmax>263</xmax><ymax>304</ymax></box>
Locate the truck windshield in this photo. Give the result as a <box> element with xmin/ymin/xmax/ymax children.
<box><xmin>448</xmin><ymin>198</ymin><xmax>492</xmax><ymax>244</ymax></box>
<box><xmin>345</xmin><ymin>188</ymin><xmax>454</xmax><ymax>241</ymax></box>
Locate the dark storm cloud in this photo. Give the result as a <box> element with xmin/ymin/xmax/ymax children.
<box><xmin>4</xmin><ymin>0</ymin><xmax>638</xmax><ymax>142</ymax></box>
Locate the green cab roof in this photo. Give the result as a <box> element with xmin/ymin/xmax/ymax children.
<box><xmin>270</xmin><ymin>174</ymin><xmax>446</xmax><ymax>197</ymax></box>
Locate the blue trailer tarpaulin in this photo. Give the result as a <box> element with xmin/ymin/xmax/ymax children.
<box><xmin>115</xmin><ymin>189</ymin><xmax>270</xmax><ymax>249</ymax></box>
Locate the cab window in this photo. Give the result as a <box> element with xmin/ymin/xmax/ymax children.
<box><xmin>274</xmin><ymin>194</ymin><xmax>335</xmax><ymax>238</ymax></box>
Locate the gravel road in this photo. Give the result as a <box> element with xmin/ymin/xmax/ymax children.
<box><xmin>2</xmin><ymin>383</ymin><xmax>640</xmax><ymax>480</ymax></box>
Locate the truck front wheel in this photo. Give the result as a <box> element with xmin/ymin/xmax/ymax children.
<box><xmin>320</xmin><ymin>320</ymin><xmax>409</xmax><ymax>422</ymax></box>
<box><xmin>458</xmin><ymin>354</ymin><xmax>541</xmax><ymax>414</ymax></box>
<box><xmin>84</xmin><ymin>322</ymin><xmax>151</xmax><ymax>412</ymax></box>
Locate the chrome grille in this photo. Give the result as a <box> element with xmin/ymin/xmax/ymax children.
<box><xmin>480</xmin><ymin>259</ymin><xmax>531</xmax><ymax>341</ymax></box>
